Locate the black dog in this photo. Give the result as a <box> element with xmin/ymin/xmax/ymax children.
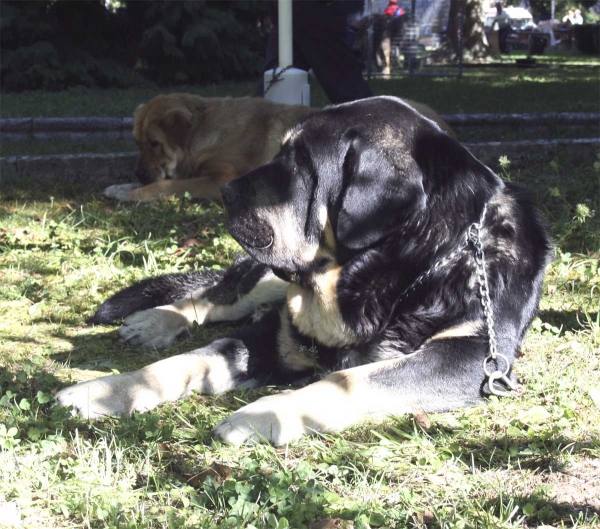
<box><xmin>55</xmin><ymin>97</ymin><xmax>552</xmax><ymax>445</ymax></box>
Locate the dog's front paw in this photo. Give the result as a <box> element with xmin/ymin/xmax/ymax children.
<box><xmin>118</xmin><ymin>307</ymin><xmax>189</xmax><ymax>349</ymax></box>
<box><xmin>213</xmin><ymin>391</ymin><xmax>312</xmax><ymax>446</ymax></box>
<box><xmin>54</xmin><ymin>373</ymin><xmax>143</xmax><ymax>419</ymax></box>
<box><xmin>102</xmin><ymin>183</ymin><xmax>143</xmax><ymax>201</ymax></box>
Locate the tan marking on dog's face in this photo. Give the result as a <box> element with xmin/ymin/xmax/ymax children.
<box><xmin>254</xmin><ymin>200</ymin><xmax>322</xmax><ymax>269</ymax></box>
<box><xmin>424</xmin><ymin>321</ymin><xmax>483</xmax><ymax>344</ymax></box>
<box><xmin>487</xmin><ymin>195</ymin><xmax>520</xmax><ymax>262</ymax></box>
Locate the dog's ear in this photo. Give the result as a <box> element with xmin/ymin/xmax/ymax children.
<box><xmin>412</xmin><ymin>129</ymin><xmax>501</xmax><ymax>205</ymax></box>
<box><xmin>336</xmin><ymin>132</ymin><xmax>426</xmax><ymax>250</ymax></box>
<box><xmin>161</xmin><ymin>107</ymin><xmax>194</xmax><ymax>150</ymax></box>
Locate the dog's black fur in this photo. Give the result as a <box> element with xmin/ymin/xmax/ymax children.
<box><xmin>57</xmin><ymin>97</ymin><xmax>552</xmax><ymax>445</ymax></box>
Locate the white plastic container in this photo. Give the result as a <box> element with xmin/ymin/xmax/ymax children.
<box><xmin>263</xmin><ymin>67</ymin><xmax>311</xmax><ymax>106</ymax></box>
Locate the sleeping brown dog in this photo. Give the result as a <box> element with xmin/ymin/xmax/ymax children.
<box><xmin>102</xmin><ymin>94</ymin><xmax>315</xmax><ymax>202</ymax></box>
<box><xmin>102</xmin><ymin>93</ymin><xmax>452</xmax><ymax>202</ymax></box>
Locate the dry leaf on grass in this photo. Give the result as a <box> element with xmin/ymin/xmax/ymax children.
<box><xmin>309</xmin><ymin>519</ymin><xmax>355</xmax><ymax>529</ymax></box>
<box><xmin>186</xmin><ymin>462</ymin><xmax>234</xmax><ymax>488</ymax></box>
<box><xmin>412</xmin><ymin>407</ymin><xmax>432</xmax><ymax>429</ymax></box>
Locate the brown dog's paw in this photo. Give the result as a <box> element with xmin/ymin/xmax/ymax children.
<box><xmin>102</xmin><ymin>183</ymin><xmax>143</xmax><ymax>201</ymax></box>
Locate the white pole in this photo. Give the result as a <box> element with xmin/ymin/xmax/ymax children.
<box><xmin>551</xmin><ymin>0</ymin><xmax>555</xmax><ymax>21</ymax></box>
<box><xmin>278</xmin><ymin>0</ymin><xmax>293</xmax><ymax>68</ymax></box>
<box><xmin>263</xmin><ymin>0</ymin><xmax>310</xmax><ymax>106</ymax></box>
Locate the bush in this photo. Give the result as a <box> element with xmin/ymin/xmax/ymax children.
<box><xmin>0</xmin><ymin>0</ymin><xmax>143</xmax><ymax>91</ymax></box>
<box><xmin>0</xmin><ymin>0</ymin><xmax>268</xmax><ymax>91</ymax></box>
<box><xmin>131</xmin><ymin>1</ymin><xmax>268</xmax><ymax>85</ymax></box>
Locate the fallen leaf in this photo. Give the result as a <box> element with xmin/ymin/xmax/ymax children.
<box><xmin>179</xmin><ymin>237</ymin><xmax>204</xmax><ymax>248</ymax></box>
<box><xmin>186</xmin><ymin>462</ymin><xmax>234</xmax><ymax>488</ymax></box>
<box><xmin>415</xmin><ymin>509</ymin><xmax>435</xmax><ymax>525</ymax></box>
<box><xmin>309</xmin><ymin>519</ymin><xmax>354</xmax><ymax>529</ymax></box>
<box><xmin>412</xmin><ymin>407</ymin><xmax>432</xmax><ymax>429</ymax></box>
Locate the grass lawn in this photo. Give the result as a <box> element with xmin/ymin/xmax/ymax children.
<box><xmin>1</xmin><ymin>134</ymin><xmax>599</xmax><ymax>527</ymax></box>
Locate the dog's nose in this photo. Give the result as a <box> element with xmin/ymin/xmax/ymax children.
<box><xmin>221</xmin><ymin>184</ymin><xmax>239</xmax><ymax>205</ymax></box>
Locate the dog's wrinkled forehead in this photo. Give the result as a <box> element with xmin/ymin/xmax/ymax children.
<box><xmin>284</xmin><ymin>97</ymin><xmax>428</xmax><ymax>156</ymax></box>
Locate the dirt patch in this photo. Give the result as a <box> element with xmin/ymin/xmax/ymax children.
<box><xmin>480</xmin><ymin>456</ymin><xmax>600</xmax><ymax>520</ymax></box>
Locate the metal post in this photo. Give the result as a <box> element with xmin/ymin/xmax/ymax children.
<box><xmin>457</xmin><ymin>0</ymin><xmax>466</xmax><ymax>78</ymax></box>
<box><xmin>278</xmin><ymin>0</ymin><xmax>293</xmax><ymax>68</ymax></box>
<box><xmin>367</xmin><ymin>0</ymin><xmax>373</xmax><ymax>80</ymax></box>
<box><xmin>409</xmin><ymin>0</ymin><xmax>417</xmax><ymax>75</ymax></box>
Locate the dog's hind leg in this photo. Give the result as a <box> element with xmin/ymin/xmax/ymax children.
<box><xmin>94</xmin><ymin>257</ymin><xmax>288</xmax><ymax>349</ymax></box>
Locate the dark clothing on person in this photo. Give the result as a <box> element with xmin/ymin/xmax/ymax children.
<box><xmin>498</xmin><ymin>26</ymin><xmax>510</xmax><ymax>53</ymax></box>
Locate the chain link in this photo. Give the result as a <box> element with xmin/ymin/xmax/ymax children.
<box><xmin>399</xmin><ymin>203</ymin><xmax>518</xmax><ymax>398</ymax></box>
<box><xmin>467</xmin><ymin>204</ymin><xmax>518</xmax><ymax>397</ymax></box>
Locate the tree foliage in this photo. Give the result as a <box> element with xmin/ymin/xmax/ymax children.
<box><xmin>526</xmin><ymin>0</ymin><xmax>597</xmax><ymax>21</ymax></box>
<box><xmin>0</xmin><ymin>0</ymin><xmax>268</xmax><ymax>91</ymax></box>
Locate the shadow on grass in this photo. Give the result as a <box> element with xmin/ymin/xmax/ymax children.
<box><xmin>483</xmin><ymin>492</ymin><xmax>599</xmax><ymax>527</ymax></box>
<box><xmin>539</xmin><ymin>309</ymin><xmax>599</xmax><ymax>334</ymax></box>
<box><xmin>2</xmin><ymin>180</ymin><xmax>104</xmax><ymax>202</ymax></box>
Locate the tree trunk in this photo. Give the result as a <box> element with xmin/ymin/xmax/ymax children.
<box><xmin>435</xmin><ymin>0</ymin><xmax>492</xmax><ymax>62</ymax></box>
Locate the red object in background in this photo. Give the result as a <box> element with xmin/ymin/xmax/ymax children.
<box><xmin>383</xmin><ymin>0</ymin><xmax>405</xmax><ymax>17</ymax></box>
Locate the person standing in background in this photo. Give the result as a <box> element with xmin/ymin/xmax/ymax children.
<box><xmin>491</xmin><ymin>2</ymin><xmax>512</xmax><ymax>54</ymax></box>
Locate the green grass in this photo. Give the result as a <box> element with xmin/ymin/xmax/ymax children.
<box><xmin>1</xmin><ymin>51</ymin><xmax>598</xmax><ymax>119</ymax></box>
<box><xmin>1</xmin><ymin>140</ymin><xmax>599</xmax><ymax>527</ymax></box>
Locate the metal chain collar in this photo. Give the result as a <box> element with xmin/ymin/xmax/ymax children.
<box><xmin>400</xmin><ymin>203</ymin><xmax>518</xmax><ymax>397</ymax></box>
<box><xmin>467</xmin><ymin>205</ymin><xmax>518</xmax><ymax>397</ymax></box>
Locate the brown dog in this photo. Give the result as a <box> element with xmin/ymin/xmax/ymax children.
<box><xmin>102</xmin><ymin>93</ymin><xmax>452</xmax><ymax>202</ymax></box>
<box><xmin>102</xmin><ymin>94</ymin><xmax>315</xmax><ymax>202</ymax></box>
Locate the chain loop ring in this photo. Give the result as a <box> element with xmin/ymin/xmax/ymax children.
<box><xmin>482</xmin><ymin>352</ymin><xmax>511</xmax><ymax>377</ymax></box>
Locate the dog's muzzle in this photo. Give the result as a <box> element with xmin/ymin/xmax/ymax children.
<box><xmin>224</xmin><ymin>184</ymin><xmax>274</xmax><ymax>252</ymax></box>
